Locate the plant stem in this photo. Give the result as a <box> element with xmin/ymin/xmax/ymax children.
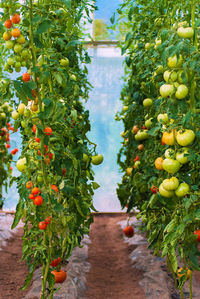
<box><xmin>180</xmin><ymin>287</ymin><xmax>184</xmax><ymax>299</ymax></box>
<box><xmin>189</xmin><ymin>271</ymin><xmax>193</xmax><ymax>299</ymax></box>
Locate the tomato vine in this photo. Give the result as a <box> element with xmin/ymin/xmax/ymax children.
<box><xmin>114</xmin><ymin>0</ymin><xmax>200</xmax><ymax>297</ymax></box>
<box><xmin>0</xmin><ymin>0</ymin><xmax>101</xmax><ymax>297</ymax></box>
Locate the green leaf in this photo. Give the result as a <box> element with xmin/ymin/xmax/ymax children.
<box><xmin>92</xmin><ymin>182</ymin><xmax>100</xmax><ymax>190</ymax></box>
<box><xmin>36</xmin><ymin>20</ymin><xmax>51</xmax><ymax>34</ymax></box>
<box><xmin>11</xmin><ymin>197</ymin><xmax>23</xmax><ymax>229</ymax></box>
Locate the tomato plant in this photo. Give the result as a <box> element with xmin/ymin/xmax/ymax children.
<box><xmin>113</xmin><ymin>0</ymin><xmax>200</xmax><ymax>297</ymax></box>
<box><xmin>0</xmin><ymin>0</ymin><xmax>100</xmax><ymax>297</ymax></box>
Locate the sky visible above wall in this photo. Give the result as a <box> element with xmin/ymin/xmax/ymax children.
<box><xmin>95</xmin><ymin>0</ymin><xmax>123</xmax><ymax>23</ymax></box>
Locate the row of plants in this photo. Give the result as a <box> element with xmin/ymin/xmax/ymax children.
<box><xmin>0</xmin><ymin>0</ymin><xmax>103</xmax><ymax>297</ymax></box>
<box><xmin>113</xmin><ymin>0</ymin><xmax>200</xmax><ymax>297</ymax></box>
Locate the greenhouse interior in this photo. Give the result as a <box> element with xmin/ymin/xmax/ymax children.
<box><xmin>0</xmin><ymin>0</ymin><xmax>200</xmax><ymax>298</ymax></box>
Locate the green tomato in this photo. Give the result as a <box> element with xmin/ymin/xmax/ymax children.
<box><xmin>162</xmin><ymin>158</ymin><xmax>181</xmax><ymax>174</ymax></box>
<box><xmin>177</xmin><ymin>70</ymin><xmax>188</xmax><ymax>84</ymax></box>
<box><xmin>175</xmin><ymin>183</ymin><xmax>190</xmax><ymax>197</ymax></box>
<box><xmin>16</xmin><ymin>157</ymin><xmax>27</xmax><ymax>172</ymax></box>
<box><xmin>18</xmin><ymin>103</ymin><xmax>26</xmax><ymax>115</ymax></box>
<box><xmin>155</xmin><ymin>65</ymin><xmax>164</xmax><ymax>74</ymax></box>
<box><xmin>0</xmin><ymin>112</ymin><xmax>6</xmax><ymax>119</ymax></box>
<box><xmin>91</xmin><ymin>154</ymin><xmax>104</xmax><ymax>165</ymax></box>
<box><xmin>16</xmin><ymin>35</ymin><xmax>26</xmax><ymax>44</ymax></box>
<box><xmin>176</xmin><ymin>130</ymin><xmax>195</xmax><ymax>146</ymax></box>
<box><xmin>159</xmin><ymin>183</ymin><xmax>175</xmax><ymax>198</ymax></box>
<box><xmin>157</xmin><ymin>113</ymin><xmax>168</xmax><ymax>124</ymax></box>
<box><xmin>83</xmin><ymin>153</ymin><xmax>89</xmax><ymax>162</ymax></box>
<box><xmin>162</xmin><ymin>177</ymin><xmax>179</xmax><ymax>191</ymax></box>
<box><xmin>167</xmin><ymin>55</ymin><xmax>178</xmax><ymax>68</ymax></box>
<box><xmin>145</xmin><ymin>118</ymin><xmax>153</xmax><ymax>129</ymax></box>
<box><xmin>145</xmin><ymin>43</ymin><xmax>151</xmax><ymax>50</ymax></box>
<box><xmin>14</xmin><ymin>44</ymin><xmax>22</xmax><ymax>53</ymax></box>
<box><xmin>14</xmin><ymin>62</ymin><xmax>21</xmax><ymax>68</ymax></box>
<box><xmin>7</xmin><ymin>57</ymin><xmax>15</xmax><ymax>66</ymax></box>
<box><xmin>143</xmin><ymin>98</ymin><xmax>152</xmax><ymax>107</ymax></box>
<box><xmin>175</xmin><ymin>84</ymin><xmax>188</xmax><ymax>100</ymax></box>
<box><xmin>21</xmin><ymin>49</ymin><xmax>29</xmax><ymax>58</ymax></box>
<box><xmin>24</xmin><ymin>109</ymin><xmax>31</xmax><ymax>117</ymax></box>
<box><xmin>163</xmin><ymin>71</ymin><xmax>177</xmax><ymax>82</ymax></box>
<box><xmin>6</xmin><ymin>40</ymin><xmax>14</xmax><ymax>49</ymax></box>
<box><xmin>37</xmin><ymin>175</ymin><xmax>43</xmax><ymax>183</ymax></box>
<box><xmin>176</xmin><ymin>148</ymin><xmax>189</xmax><ymax>164</ymax></box>
<box><xmin>12</xmin><ymin>110</ymin><xmax>19</xmax><ymax>120</ymax></box>
<box><xmin>21</xmin><ymin>120</ymin><xmax>26</xmax><ymax>128</ymax></box>
<box><xmin>21</xmin><ymin>61</ymin><xmax>26</xmax><ymax>67</ymax></box>
<box><xmin>135</xmin><ymin>130</ymin><xmax>149</xmax><ymax>141</ymax></box>
<box><xmin>160</xmin><ymin>84</ymin><xmax>175</xmax><ymax>98</ymax></box>
<box><xmin>60</xmin><ymin>58</ymin><xmax>69</xmax><ymax>67</ymax></box>
<box><xmin>70</xmin><ymin>74</ymin><xmax>77</xmax><ymax>81</ymax></box>
<box><xmin>122</xmin><ymin>105</ymin><xmax>128</xmax><ymax>112</ymax></box>
<box><xmin>134</xmin><ymin>161</ymin><xmax>141</xmax><ymax>169</ymax></box>
<box><xmin>164</xmin><ymin>148</ymin><xmax>175</xmax><ymax>159</ymax></box>
<box><xmin>177</xmin><ymin>27</ymin><xmax>194</xmax><ymax>39</ymax></box>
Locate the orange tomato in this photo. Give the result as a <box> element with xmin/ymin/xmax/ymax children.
<box><xmin>26</xmin><ymin>181</ymin><xmax>33</xmax><ymax>189</ymax></box>
<box><xmin>51</xmin><ymin>270</ymin><xmax>67</xmax><ymax>283</ymax></box>
<box><xmin>162</xmin><ymin>130</ymin><xmax>176</xmax><ymax>146</ymax></box>
<box><xmin>22</xmin><ymin>72</ymin><xmax>31</xmax><ymax>82</ymax></box>
<box><xmin>11</xmin><ymin>28</ymin><xmax>21</xmax><ymax>37</ymax></box>
<box><xmin>155</xmin><ymin>157</ymin><xmax>164</xmax><ymax>170</ymax></box>
<box><xmin>3</xmin><ymin>31</ymin><xmax>12</xmax><ymax>41</ymax></box>
<box><xmin>44</xmin><ymin>127</ymin><xmax>53</xmax><ymax>136</ymax></box>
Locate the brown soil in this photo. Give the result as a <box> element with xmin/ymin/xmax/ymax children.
<box><xmin>0</xmin><ymin>227</ymin><xmax>37</xmax><ymax>299</ymax></box>
<box><xmin>83</xmin><ymin>214</ymin><xmax>145</xmax><ymax>299</ymax></box>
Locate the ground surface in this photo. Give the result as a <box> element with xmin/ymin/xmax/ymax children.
<box><xmin>0</xmin><ymin>227</ymin><xmax>37</xmax><ymax>299</ymax></box>
<box><xmin>83</xmin><ymin>214</ymin><xmax>145</xmax><ymax>299</ymax></box>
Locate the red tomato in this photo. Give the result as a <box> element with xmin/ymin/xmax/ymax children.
<box><xmin>62</xmin><ymin>168</ymin><xmax>66</xmax><ymax>176</ymax></box>
<box><xmin>35</xmin><ymin>136</ymin><xmax>40</xmax><ymax>143</ymax></box>
<box><xmin>11</xmin><ymin>14</ymin><xmax>21</xmax><ymax>24</ymax></box>
<box><xmin>151</xmin><ymin>185</ymin><xmax>158</xmax><ymax>193</ymax></box>
<box><xmin>39</xmin><ymin>221</ymin><xmax>47</xmax><ymax>230</ymax></box>
<box><xmin>123</xmin><ymin>226</ymin><xmax>134</xmax><ymax>238</ymax></box>
<box><xmin>32</xmin><ymin>187</ymin><xmax>40</xmax><ymax>195</ymax></box>
<box><xmin>45</xmin><ymin>216</ymin><xmax>51</xmax><ymax>225</ymax></box>
<box><xmin>22</xmin><ymin>73</ymin><xmax>31</xmax><ymax>82</ymax></box>
<box><xmin>32</xmin><ymin>124</ymin><xmax>37</xmax><ymax>134</ymax></box>
<box><xmin>6</xmin><ymin>144</ymin><xmax>10</xmax><ymax>148</ymax></box>
<box><xmin>4</xmin><ymin>19</ymin><xmax>12</xmax><ymax>29</ymax></box>
<box><xmin>44</xmin><ymin>127</ymin><xmax>53</xmax><ymax>136</ymax></box>
<box><xmin>48</xmin><ymin>153</ymin><xmax>53</xmax><ymax>159</ymax></box>
<box><xmin>51</xmin><ymin>185</ymin><xmax>59</xmax><ymax>193</ymax></box>
<box><xmin>194</xmin><ymin>230</ymin><xmax>200</xmax><ymax>242</ymax></box>
<box><xmin>29</xmin><ymin>193</ymin><xmax>35</xmax><ymax>200</ymax></box>
<box><xmin>134</xmin><ymin>155</ymin><xmax>140</xmax><ymax>162</ymax></box>
<box><xmin>37</xmin><ymin>150</ymin><xmax>41</xmax><ymax>156</ymax></box>
<box><xmin>57</xmin><ymin>257</ymin><xmax>61</xmax><ymax>264</ymax></box>
<box><xmin>33</xmin><ymin>196</ymin><xmax>43</xmax><ymax>206</ymax></box>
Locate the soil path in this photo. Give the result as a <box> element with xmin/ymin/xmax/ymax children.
<box><xmin>83</xmin><ymin>214</ymin><xmax>145</xmax><ymax>299</ymax></box>
<box><xmin>0</xmin><ymin>227</ymin><xmax>37</xmax><ymax>299</ymax></box>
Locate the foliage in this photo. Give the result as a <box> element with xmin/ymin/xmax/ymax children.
<box><xmin>0</xmin><ymin>0</ymin><xmax>100</xmax><ymax>297</ymax></box>
<box><xmin>115</xmin><ymin>0</ymin><xmax>200</xmax><ymax>296</ymax></box>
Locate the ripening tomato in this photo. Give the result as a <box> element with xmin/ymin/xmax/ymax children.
<box><xmin>126</xmin><ymin>167</ymin><xmax>132</xmax><ymax>176</ymax></box>
<box><xmin>51</xmin><ymin>270</ymin><xmax>67</xmax><ymax>283</ymax></box>
<box><xmin>132</xmin><ymin>125</ymin><xmax>139</xmax><ymax>134</ymax></box>
<box><xmin>3</xmin><ymin>31</ymin><xmax>12</xmax><ymax>41</ymax></box>
<box><xmin>26</xmin><ymin>181</ymin><xmax>33</xmax><ymax>189</ymax></box>
<box><xmin>37</xmin><ymin>150</ymin><xmax>41</xmax><ymax>156</ymax></box>
<box><xmin>34</xmin><ymin>196</ymin><xmax>43</xmax><ymax>206</ymax></box>
<box><xmin>51</xmin><ymin>185</ymin><xmax>59</xmax><ymax>193</ymax></box>
<box><xmin>177</xmin><ymin>268</ymin><xmax>192</xmax><ymax>280</ymax></box>
<box><xmin>155</xmin><ymin>157</ymin><xmax>163</xmax><ymax>170</ymax></box>
<box><xmin>32</xmin><ymin>187</ymin><xmax>40</xmax><ymax>195</ymax></box>
<box><xmin>134</xmin><ymin>155</ymin><xmax>140</xmax><ymax>162</ymax></box>
<box><xmin>22</xmin><ymin>72</ymin><xmax>31</xmax><ymax>82</ymax></box>
<box><xmin>162</xmin><ymin>131</ymin><xmax>176</xmax><ymax>145</ymax></box>
<box><xmin>39</xmin><ymin>221</ymin><xmax>47</xmax><ymax>230</ymax></box>
<box><xmin>4</xmin><ymin>20</ymin><xmax>13</xmax><ymax>29</ymax></box>
<box><xmin>44</xmin><ymin>127</ymin><xmax>53</xmax><ymax>135</ymax></box>
<box><xmin>11</xmin><ymin>14</ymin><xmax>21</xmax><ymax>24</ymax></box>
<box><xmin>138</xmin><ymin>144</ymin><xmax>144</xmax><ymax>151</ymax></box>
<box><xmin>123</xmin><ymin>226</ymin><xmax>134</xmax><ymax>238</ymax></box>
<box><xmin>11</xmin><ymin>28</ymin><xmax>21</xmax><ymax>37</ymax></box>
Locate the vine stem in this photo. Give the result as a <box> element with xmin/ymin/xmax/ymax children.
<box><xmin>180</xmin><ymin>287</ymin><xmax>184</xmax><ymax>299</ymax></box>
<box><xmin>189</xmin><ymin>271</ymin><xmax>193</xmax><ymax>299</ymax></box>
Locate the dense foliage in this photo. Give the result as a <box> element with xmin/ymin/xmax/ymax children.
<box><xmin>114</xmin><ymin>0</ymin><xmax>200</xmax><ymax>296</ymax></box>
<box><xmin>0</xmin><ymin>0</ymin><xmax>102</xmax><ymax>297</ymax></box>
